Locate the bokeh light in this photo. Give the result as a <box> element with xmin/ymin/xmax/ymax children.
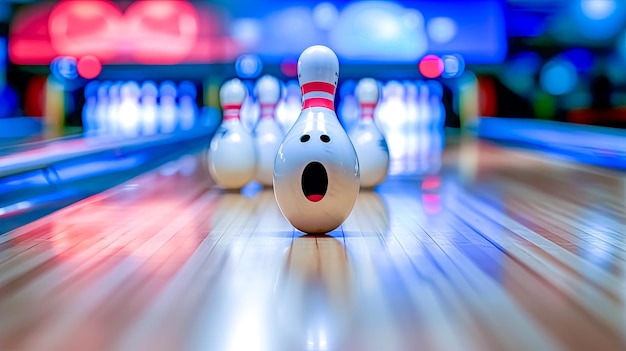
<box><xmin>419</xmin><ymin>54</ymin><xmax>444</xmax><ymax>79</ymax></box>
<box><xmin>427</xmin><ymin>17</ymin><xmax>457</xmax><ymax>44</ymax></box>
<box><xmin>329</xmin><ymin>1</ymin><xmax>427</xmax><ymax>61</ymax></box>
<box><xmin>540</xmin><ymin>58</ymin><xmax>578</xmax><ymax>95</ymax></box>
<box><xmin>570</xmin><ymin>0</ymin><xmax>625</xmax><ymax>40</ymax></box>
<box><xmin>441</xmin><ymin>54</ymin><xmax>465</xmax><ymax>78</ymax></box>
<box><xmin>50</xmin><ymin>56</ymin><xmax>78</xmax><ymax>80</ymax></box>
<box><xmin>581</xmin><ymin>0</ymin><xmax>616</xmax><ymax>20</ymax></box>
<box><xmin>231</xmin><ymin>19</ymin><xmax>263</xmax><ymax>48</ymax></box>
<box><xmin>313</xmin><ymin>2</ymin><xmax>339</xmax><ymax>30</ymax></box>
<box><xmin>235</xmin><ymin>54</ymin><xmax>263</xmax><ymax>79</ymax></box>
<box><xmin>502</xmin><ymin>51</ymin><xmax>541</xmax><ymax>97</ymax></box>
<box><xmin>77</xmin><ymin>56</ymin><xmax>102</xmax><ymax>79</ymax></box>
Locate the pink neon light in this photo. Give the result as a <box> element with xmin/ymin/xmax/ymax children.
<box><xmin>280</xmin><ymin>60</ymin><xmax>298</xmax><ymax>77</ymax></box>
<box><xmin>77</xmin><ymin>56</ymin><xmax>102</xmax><ymax>79</ymax></box>
<box><xmin>9</xmin><ymin>0</ymin><xmax>240</xmax><ymax>65</ymax></box>
<box><xmin>419</xmin><ymin>55</ymin><xmax>444</xmax><ymax>79</ymax></box>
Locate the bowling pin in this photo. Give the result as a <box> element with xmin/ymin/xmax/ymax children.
<box><xmin>140</xmin><ymin>81</ymin><xmax>159</xmax><ymax>136</ymax></box>
<box><xmin>240</xmin><ymin>81</ymin><xmax>260</xmax><ymax>133</ymax></box>
<box><xmin>178</xmin><ymin>80</ymin><xmax>197</xmax><ymax>131</ymax></box>
<box><xmin>273</xmin><ymin>45</ymin><xmax>360</xmax><ymax>234</ymax></box>
<box><xmin>159</xmin><ymin>81</ymin><xmax>178</xmax><ymax>133</ymax></box>
<box><xmin>118</xmin><ymin>81</ymin><xmax>141</xmax><ymax>138</ymax></box>
<box><xmin>207</xmin><ymin>78</ymin><xmax>257</xmax><ymax>189</ymax></box>
<box><xmin>275</xmin><ymin>80</ymin><xmax>301</xmax><ymax>132</ymax></box>
<box><xmin>337</xmin><ymin>80</ymin><xmax>359</xmax><ymax>132</ymax></box>
<box><xmin>349</xmin><ymin>78</ymin><xmax>389</xmax><ymax>188</ymax></box>
<box><xmin>253</xmin><ymin>75</ymin><xmax>284</xmax><ymax>187</ymax></box>
<box><xmin>107</xmin><ymin>81</ymin><xmax>122</xmax><ymax>136</ymax></box>
<box><xmin>82</xmin><ymin>81</ymin><xmax>99</xmax><ymax>135</ymax></box>
<box><xmin>95</xmin><ymin>81</ymin><xmax>111</xmax><ymax>135</ymax></box>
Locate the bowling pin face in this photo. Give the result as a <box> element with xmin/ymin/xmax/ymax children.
<box><xmin>349</xmin><ymin>78</ymin><xmax>389</xmax><ymax>188</ymax></box>
<box><xmin>207</xmin><ymin>78</ymin><xmax>257</xmax><ymax>189</ymax></box>
<box><xmin>274</xmin><ymin>45</ymin><xmax>360</xmax><ymax>234</ymax></box>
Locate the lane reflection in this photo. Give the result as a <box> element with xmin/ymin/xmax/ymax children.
<box><xmin>343</xmin><ymin>190</ymin><xmax>389</xmax><ymax>236</ymax></box>
<box><xmin>273</xmin><ymin>235</ymin><xmax>356</xmax><ymax>351</ymax></box>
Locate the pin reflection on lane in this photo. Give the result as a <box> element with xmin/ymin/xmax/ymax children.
<box><xmin>274</xmin><ymin>235</ymin><xmax>356</xmax><ymax>351</ymax></box>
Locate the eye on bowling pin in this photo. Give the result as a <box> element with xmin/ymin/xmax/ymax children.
<box><xmin>273</xmin><ymin>45</ymin><xmax>360</xmax><ymax>234</ymax></box>
<box><xmin>207</xmin><ymin>78</ymin><xmax>257</xmax><ymax>190</ymax></box>
<box><xmin>349</xmin><ymin>78</ymin><xmax>390</xmax><ymax>188</ymax></box>
<box><xmin>254</xmin><ymin>75</ymin><xmax>284</xmax><ymax>187</ymax></box>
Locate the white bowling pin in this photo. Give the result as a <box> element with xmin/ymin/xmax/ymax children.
<box><xmin>253</xmin><ymin>75</ymin><xmax>284</xmax><ymax>187</ymax></box>
<box><xmin>178</xmin><ymin>80</ymin><xmax>198</xmax><ymax>131</ymax></box>
<box><xmin>118</xmin><ymin>81</ymin><xmax>141</xmax><ymax>137</ymax></box>
<box><xmin>273</xmin><ymin>45</ymin><xmax>360</xmax><ymax>234</ymax></box>
<box><xmin>82</xmin><ymin>81</ymin><xmax>99</xmax><ymax>135</ymax></box>
<box><xmin>140</xmin><ymin>81</ymin><xmax>159</xmax><ymax>136</ymax></box>
<box><xmin>95</xmin><ymin>81</ymin><xmax>110</xmax><ymax>135</ymax></box>
<box><xmin>349</xmin><ymin>78</ymin><xmax>389</xmax><ymax>188</ymax></box>
<box><xmin>275</xmin><ymin>80</ymin><xmax>301</xmax><ymax>132</ymax></box>
<box><xmin>207</xmin><ymin>78</ymin><xmax>257</xmax><ymax>189</ymax></box>
<box><xmin>107</xmin><ymin>82</ymin><xmax>122</xmax><ymax>136</ymax></box>
<box><xmin>159</xmin><ymin>81</ymin><xmax>178</xmax><ymax>133</ymax></box>
<box><xmin>240</xmin><ymin>81</ymin><xmax>260</xmax><ymax>133</ymax></box>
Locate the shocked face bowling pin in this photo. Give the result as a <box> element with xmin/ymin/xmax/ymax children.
<box><xmin>349</xmin><ymin>78</ymin><xmax>390</xmax><ymax>188</ymax></box>
<box><xmin>274</xmin><ymin>45</ymin><xmax>360</xmax><ymax>234</ymax></box>
<box><xmin>254</xmin><ymin>75</ymin><xmax>284</xmax><ymax>187</ymax></box>
<box><xmin>207</xmin><ymin>78</ymin><xmax>257</xmax><ymax>189</ymax></box>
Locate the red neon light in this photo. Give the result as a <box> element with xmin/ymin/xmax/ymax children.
<box><xmin>280</xmin><ymin>60</ymin><xmax>298</xmax><ymax>77</ymax></box>
<box><xmin>419</xmin><ymin>54</ymin><xmax>444</xmax><ymax>79</ymax></box>
<box><xmin>9</xmin><ymin>0</ymin><xmax>241</xmax><ymax>65</ymax></box>
<box><xmin>77</xmin><ymin>56</ymin><xmax>102</xmax><ymax>79</ymax></box>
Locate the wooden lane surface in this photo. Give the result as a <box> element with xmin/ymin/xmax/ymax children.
<box><xmin>0</xmin><ymin>140</ymin><xmax>624</xmax><ymax>351</ymax></box>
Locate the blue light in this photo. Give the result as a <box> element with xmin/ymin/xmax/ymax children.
<box><xmin>502</xmin><ymin>51</ymin><xmax>541</xmax><ymax>96</ymax></box>
<box><xmin>84</xmin><ymin>81</ymin><xmax>99</xmax><ymax>99</ymax></box>
<box><xmin>235</xmin><ymin>54</ymin><xmax>263</xmax><ymax>79</ymax></box>
<box><xmin>313</xmin><ymin>2</ymin><xmax>339</xmax><ymax>30</ymax></box>
<box><xmin>50</xmin><ymin>56</ymin><xmax>78</xmax><ymax>81</ymax></box>
<box><xmin>231</xmin><ymin>18</ymin><xmax>262</xmax><ymax>48</ymax></box>
<box><xmin>571</xmin><ymin>0</ymin><xmax>625</xmax><ymax>40</ymax></box>
<box><xmin>540</xmin><ymin>58</ymin><xmax>578</xmax><ymax>96</ymax></box>
<box><xmin>427</xmin><ymin>17</ymin><xmax>457</xmax><ymax>44</ymax></box>
<box><xmin>179</xmin><ymin>80</ymin><xmax>197</xmax><ymax>99</ymax></box>
<box><xmin>329</xmin><ymin>2</ymin><xmax>428</xmax><ymax>61</ymax></box>
<box><xmin>561</xmin><ymin>48</ymin><xmax>594</xmax><ymax>73</ymax></box>
<box><xmin>581</xmin><ymin>0</ymin><xmax>616</xmax><ymax>20</ymax></box>
<box><xmin>441</xmin><ymin>54</ymin><xmax>465</xmax><ymax>78</ymax></box>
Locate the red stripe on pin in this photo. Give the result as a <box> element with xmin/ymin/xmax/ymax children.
<box><xmin>222</xmin><ymin>103</ymin><xmax>242</xmax><ymax>110</ymax></box>
<box><xmin>360</xmin><ymin>103</ymin><xmax>376</xmax><ymax>119</ymax></box>
<box><xmin>222</xmin><ymin>103</ymin><xmax>242</xmax><ymax>120</ymax></box>
<box><xmin>260</xmin><ymin>103</ymin><xmax>276</xmax><ymax>118</ymax></box>
<box><xmin>302</xmin><ymin>97</ymin><xmax>335</xmax><ymax>111</ymax></box>
<box><xmin>223</xmin><ymin>114</ymin><xmax>240</xmax><ymax>120</ymax></box>
<box><xmin>301</xmin><ymin>82</ymin><xmax>336</xmax><ymax>95</ymax></box>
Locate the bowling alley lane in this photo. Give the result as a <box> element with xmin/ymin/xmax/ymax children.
<box><xmin>0</xmin><ymin>137</ymin><xmax>624</xmax><ymax>351</ymax></box>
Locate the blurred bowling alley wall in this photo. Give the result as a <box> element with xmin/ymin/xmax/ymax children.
<box><xmin>2</xmin><ymin>0</ymin><xmax>626</xmax><ymax>138</ymax></box>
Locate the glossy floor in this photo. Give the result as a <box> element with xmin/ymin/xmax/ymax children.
<box><xmin>0</xmin><ymin>138</ymin><xmax>624</xmax><ymax>351</ymax></box>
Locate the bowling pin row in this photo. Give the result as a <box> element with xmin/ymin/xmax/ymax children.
<box><xmin>239</xmin><ymin>76</ymin><xmax>445</xmax><ymax>176</ymax></box>
<box><xmin>82</xmin><ymin>80</ymin><xmax>199</xmax><ymax>138</ymax></box>
<box><xmin>239</xmin><ymin>78</ymin><xmax>445</xmax><ymax>136</ymax></box>
<box><xmin>208</xmin><ymin>75</ymin><xmax>390</xmax><ymax>190</ymax></box>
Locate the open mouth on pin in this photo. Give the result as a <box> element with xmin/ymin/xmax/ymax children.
<box><xmin>302</xmin><ymin>162</ymin><xmax>328</xmax><ymax>202</ymax></box>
